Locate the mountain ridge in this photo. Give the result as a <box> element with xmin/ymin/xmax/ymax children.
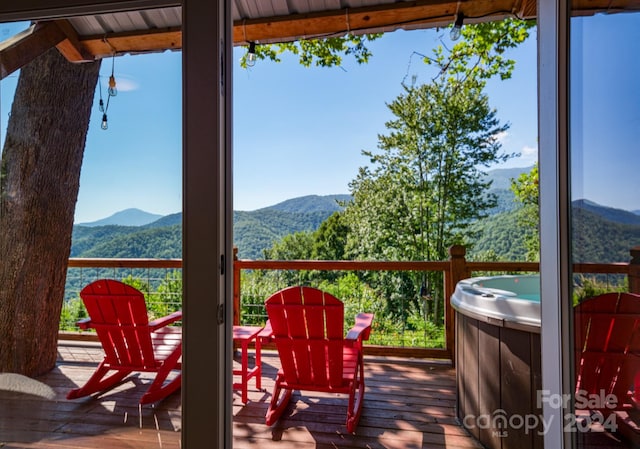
<box><xmin>71</xmin><ymin>193</ymin><xmax>640</xmax><ymax>262</ymax></box>
<box><xmin>70</xmin><ymin>165</ymin><xmax>640</xmax><ymax>262</ymax></box>
<box><xmin>77</xmin><ymin>208</ymin><xmax>163</xmax><ymax>227</ymax></box>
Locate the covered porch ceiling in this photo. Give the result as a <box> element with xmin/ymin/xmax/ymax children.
<box><xmin>0</xmin><ymin>0</ymin><xmax>638</xmax><ymax>79</ymax></box>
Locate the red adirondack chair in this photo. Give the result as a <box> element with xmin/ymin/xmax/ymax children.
<box><xmin>264</xmin><ymin>286</ymin><xmax>374</xmax><ymax>433</ymax></box>
<box><xmin>67</xmin><ymin>279</ymin><xmax>182</xmax><ymax>404</ymax></box>
<box><xmin>574</xmin><ymin>292</ymin><xmax>640</xmax><ymax>411</ymax></box>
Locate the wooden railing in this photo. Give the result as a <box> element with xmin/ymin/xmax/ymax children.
<box><xmin>64</xmin><ymin>245</ymin><xmax>640</xmax><ymax>360</ymax></box>
<box><xmin>234</xmin><ymin>245</ymin><xmax>640</xmax><ymax>359</ymax></box>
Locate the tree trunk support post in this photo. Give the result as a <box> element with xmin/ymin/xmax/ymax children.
<box><xmin>629</xmin><ymin>246</ymin><xmax>640</xmax><ymax>294</ymax></box>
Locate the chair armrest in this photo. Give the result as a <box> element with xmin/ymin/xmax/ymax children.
<box><xmin>346</xmin><ymin>313</ymin><xmax>374</xmax><ymax>342</ymax></box>
<box><xmin>149</xmin><ymin>310</ymin><xmax>183</xmax><ymax>331</ymax></box>
<box><xmin>76</xmin><ymin>317</ymin><xmax>93</xmax><ymax>330</ymax></box>
<box><xmin>258</xmin><ymin>320</ymin><xmax>273</xmax><ymax>342</ymax></box>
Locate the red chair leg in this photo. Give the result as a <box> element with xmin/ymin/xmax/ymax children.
<box><xmin>67</xmin><ymin>362</ymin><xmax>132</xmax><ymax>400</ymax></box>
<box><xmin>265</xmin><ymin>373</ymin><xmax>293</xmax><ymax>426</ymax></box>
<box><xmin>140</xmin><ymin>374</ymin><xmax>181</xmax><ymax>404</ymax></box>
<box><xmin>140</xmin><ymin>343</ymin><xmax>182</xmax><ymax>404</ymax></box>
<box><xmin>346</xmin><ymin>353</ymin><xmax>366</xmax><ymax>433</ymax></box>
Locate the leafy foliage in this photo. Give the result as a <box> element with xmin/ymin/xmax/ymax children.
<box><xmin>340</xmin><ymin>69</ymin><xmax>513</xmax><ymax>322</ymax></box>
<box><xmin>240</xmin><ymin>34</ymin><xmax>382</xmax><ymax>68</ymax></box>
<box><xmin>312</xmin><ymin>212</ymin><xmax>350</xmax><ymax>261</ymax></box>
<box><xmin>431</xmin><ymin>19</ymin><xmax>535</xmax><ymax>83</ymax></box>
<box><xmin>347</xmin><ymin>79</ymin><xmax>511</xmax><ymax>259</ymax></box>
<box><xmin>511</xmin><ymin>163</ymin><xmax>539</xmax><ymax>261</ymax></box>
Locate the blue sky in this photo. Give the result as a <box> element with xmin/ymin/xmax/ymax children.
<box><xmin>234</xmin><ymin>28</ymin><xmax>538</xmax><ymax>212</ymax></box>
<box><xmin>569</xmin><ymin>13</ymin><xmax>640</xmax><ymax>212</ymax></box>
<box><xmin>8</xmin><ymin>17</ymin><xmax>638</xmax><ymax>222</ymax></box>
<box><xmin>0</xmin><ymin>23</ymin><xmax>539</xmax><ymax>222</ymax></box>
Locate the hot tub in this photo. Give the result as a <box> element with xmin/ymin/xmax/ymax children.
<box><xmin>452</xmin><ymin>275</ymin><xmax>543</xmax><ymax>449</ymax></box>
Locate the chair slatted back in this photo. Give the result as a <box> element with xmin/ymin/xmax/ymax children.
<box><xmin>575</xmin><ymin>292</ymin><xmax>640</xmax><ymax>406</ymax></box>
<box><xmin>80</xmin><ymin>279</ymin><xmax>158</xmax><ymax>370</ymax></box>
<box><xmin>266</xmin><ymin>286</ymin><xmax>345</xmax><ymax>388</ymax></box>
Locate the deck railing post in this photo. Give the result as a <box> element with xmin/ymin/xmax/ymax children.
<box><xmin>446</xmin><ymin>245</ymin><xmax>469</xmax><ymax>363</ymax></box>
<box><xmin>233</xmin><ymin>247</ymin><xmax>241</xmax><ymax>326</ymax></box>
<box><xmin>448</xmin><ymin>245</ymin><xmax>470</xmax><ymax>296</ymax></box>
<box><xmin>629</xmin><ymin>246</ymin><xmax>640</xmax><ymax>294</ymax></box>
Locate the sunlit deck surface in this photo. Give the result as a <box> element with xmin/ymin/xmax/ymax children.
<box><xmin>0</xmin><ymin>340</ymin><xmax>630</xmax><ymax>448</ymax></box>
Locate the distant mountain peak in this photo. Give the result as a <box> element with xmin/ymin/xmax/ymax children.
<box><xmin>572</xmin><ymin>199</ymin><xmax>640</xmax><ymax>226</ymax></box>
<box><xmin>262</xmin><ymin>194</ymin><xmax>352</xmax><ymax>213</ymax></box>
<box><xmin>76</xmin><ymin>208</ymin><xmax>164</xmax><ymax>227</ymax></box>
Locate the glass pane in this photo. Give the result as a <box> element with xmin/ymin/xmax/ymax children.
<box><xmin>570</xmin><ymin>11</ymin><xmax>640</xmax><ymax>449</ymax></box>
<box><xmin>0</xmin><ymin>8</ymin><xmax>182</xmax><ymax>447</ymax></box>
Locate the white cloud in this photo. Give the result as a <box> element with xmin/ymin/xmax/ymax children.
<box><xmin>99</xmin><ymin>74</ymin><xmax>139</xmax><ymax>92</ymax></box>
<box><xmin>521</xmin><ymin>145</ymin><xmax>537</xmax><ymax>157</ymax></box>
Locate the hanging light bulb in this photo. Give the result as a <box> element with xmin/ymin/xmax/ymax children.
<box><xmin>246</xmin><ymin>41</ymin><xmax>257</xmax><ymax>67</ymax></box>
<box><xmin>108</xmin><ymin>74</ymin><xmax>117</xmax><ymax>96</ymax></box>
<box><xmin>101</xmin><ymin>113</ymin><xmax>108</xmax><ymax>130</ymax></box>
<box><xmin>99</xmin><ymin>98</ymin><xmax>104</xmax><ymax>112</ymax></box>
<box><xmin>450</xmin><ymin>13</ymin><xmax>464</xmax><ymax>41</ymax></box>
<box><xmin>107</xmin><ymin>53</ymin><xmax>117</xmax><ymax>96</ymax></box>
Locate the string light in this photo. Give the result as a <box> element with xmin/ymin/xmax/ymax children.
<box><xmin>246</xmin><ymin>41</ymin><xmax>257</xmax><ymax>67</ymax></box>
<box><xmin>97</xmin><ymin>51</ymin><xmax>117</xmax><ymax>130</ymax></box>
<box><xmin>108</xmin><ymin>75</ymin><xmax>117</xmax><ymax>96</ymax></box>
<box><xmin>108</xmin><ymin>54</ymin><xmax>117</xmax><ymax>96</ymax></box>
<box><xmin>450</xmin><ymin>13</ymin><xmax>464</xmax><ymax>41</ymax></box>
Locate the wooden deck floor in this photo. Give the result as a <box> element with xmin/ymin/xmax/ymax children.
<box><xmin>0</xmin><ymin>340</ymin><xmax>632</xmax><ymax>448</ymax></box>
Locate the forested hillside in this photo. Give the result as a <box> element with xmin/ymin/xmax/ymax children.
<box><xmin>70</xmin><ymin>186</ymin><xmax>640</xmax><ymax>264</ymax></box>
<box><xmin>470</xmin><ymin>201</ymin><xmax>640</xmax><ymax>263</ymax></box>
<box><xmin>72</xmin><ymin>225</ymin><xmax>182</xmax><ymax>258</ymax></box>
<box><xmin>572</xmin><ymin>206</ymin><xmax>640</xmax><ymax>262</ymax></box>
<box><xmin>233</xmin><ymin>209</ymin><xmax>338</xmax><ymax>258</ymax></box>
<box><xmin>71</xmin><ymin>194</ymin><xmax>348</xmax><ymax>259</ymax></box>
<box><xmin>467</xmin><ymin>210</ymin><xmax>528</xmax><ymax>260</ymax></box>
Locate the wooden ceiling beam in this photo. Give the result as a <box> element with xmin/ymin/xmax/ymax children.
<box><xmin>75</xmin><ymin>27</ymin><xmax>181</xmax><ymax>59</ymax></box>
<box><xmin>0</xmin><ymin>21</ymin><xmax>66</xmax><ymax>79</ymax></box>
<box><xmin>68</xmin><ymin>0</ymin><xmax>530</xmax><ymax>60</ymax></box>
<box><xmin>232</xmin><ymin>0</ymin><xmax>533</xmax><ymax>44</ymax></box>
<box><xmin>54</xmin><ymin>19</ymin><xmax>95</xmax><ymax>62</ymax></box>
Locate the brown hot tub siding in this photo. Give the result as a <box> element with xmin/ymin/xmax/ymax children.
<box><xmin>456</xmin><ymin>312</ymin><xmax>543</xmax><ymax>449</ymax></box>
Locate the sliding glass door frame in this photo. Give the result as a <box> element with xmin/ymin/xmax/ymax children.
<box><xmin>538</xmin><ymin>0</ymin><xmax>572</xmax><ymax>447</ymax></box>
<box><xmin>0</xmin><ymin>1</ymin><xmax>232</xmax><ymax>447</ymax></box>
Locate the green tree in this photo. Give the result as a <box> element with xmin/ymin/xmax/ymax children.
<box><xmin>263</xmin><ymin>231</ymin><xmax>315</xmax><ymax>260</ymax></box>
<box><xmin>511</xmin><ymin>162</ymin><xmax>539</xmax><ymax>261</ymax></box>
<box><xmin>311</xmin><ymin>211</ymin><xmax>349</xmax><ymax>260</ymax></box>
<box><xmin>346</xmin><ymin>79</ymin><xmax>511</xmax><ymax>260</ymax></box>
<box><xmin>263</xmin><ymin>231</ymin><xmax>316</xmax><ymax>286</ymax></box>
<box><xmin>344</xmin><ymin>77</ymin><xmax>511</xmax><ymax>319</ymax></box>
<box><xmin>340</xmin><ymin>18</ymin><xmax>533</xmax><ymax>321</ymax></box>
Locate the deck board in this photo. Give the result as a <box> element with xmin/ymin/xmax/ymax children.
<box><xmin>0</xmin><ymin>340</ymin><xmax>632</xmax><ymax>448</ymax></box>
